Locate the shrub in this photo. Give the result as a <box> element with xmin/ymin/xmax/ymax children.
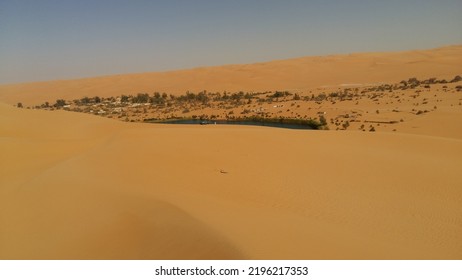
<box><xmin>451</xmin><ymin>75</ymin><xmax>462</xmax><ymax>83</ymax></box>
<box><xmin>342</xmin><ymin>121</ymin><xmax>350</xmax><ymax>129</ymax></box>
<box><xmin>54</xmin><ymin>99</ymin><xmax>66</xmax><ymax>107</ymax></box>
<box><xmin>121</xmin><ymin>95</ymin><xmax>130</xmax><ymax>102</ymax></box>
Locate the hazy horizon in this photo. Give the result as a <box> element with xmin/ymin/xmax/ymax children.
<box><xmin>1</xmin><ymin>0</ymin><xmax>461</xmax><ymax>84</ymax></box>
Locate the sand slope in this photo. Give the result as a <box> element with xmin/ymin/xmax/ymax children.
<box><xmin>1</xmin><ymin>103</ymin><xmax>461</xmax><ymax>259</ymax></box>
<box><xmin>1</xmin><ymin>45</ymin><xmax>461</xmax><ymax>106</ymax></box>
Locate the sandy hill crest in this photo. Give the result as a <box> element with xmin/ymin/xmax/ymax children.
<box><xmin>1</xmin><ymin>45</ymin><xmax>461</xmax><ymax>106</ymax></box>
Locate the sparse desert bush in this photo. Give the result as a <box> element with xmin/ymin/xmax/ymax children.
<box><xmin>54</xmin><ymin>99</ymin><xmax>66</xmax><ymax>107</ymax></box>
<box><xmin>451</xmin><ymin>75</ymin><xmax>462</xmax><ymax>83</ymax></box>
<box><xmin>342</xmin><ymin>121</ymin><xmax>350</xmax><ymax>130</ymax></box>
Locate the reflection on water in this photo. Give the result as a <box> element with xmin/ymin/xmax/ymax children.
<box><xmin>149</xmin><ymin>119</ymin><xmax>316</xmax><ymax>130</ymax></box>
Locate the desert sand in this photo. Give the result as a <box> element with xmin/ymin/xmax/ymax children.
<box><xmin>0</xmin><ymin>45</ymin><xmax>461</xmax><ymax>106</ymax></box>
<box><xmin>1</xmin><ymin>46</ymin><xmax>462</xmax><ymax>259</ymax></box>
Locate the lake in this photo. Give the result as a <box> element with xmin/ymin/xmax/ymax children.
<box><xmin>148</xmin><ymin>119</ymin><xmax>317</xmax><ymax>130</ymax></box>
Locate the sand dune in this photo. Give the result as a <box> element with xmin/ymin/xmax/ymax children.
<box><xmin>1</xmin><ymin>102</ymin><xmax>461</xmax><ymax>259</ymax></box>
<box><xmin>1</xmin><ymin>45</ymin><xmax>461</xmax><ymax>106</ymax></box>
<box><xmin>1</xmin><ymin>46</ymin><xmax>462</xmax><ymax>259</ymax></box>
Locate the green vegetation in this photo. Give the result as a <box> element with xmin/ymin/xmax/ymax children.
<box><xmin>234</xmin><ymin>116</ymin><xmax>325</xmax><ymax>129</ymax></box>
<box><xmin>54</xmin><ymin>99</ymin><xmax>66</xmax><ymax>107</ymax></box>
<box><xmin>30</xmin><ymin>75</ymin><xmax>460</xmax><ymax>131</ymax></box>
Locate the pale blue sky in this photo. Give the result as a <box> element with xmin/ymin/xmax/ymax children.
<box><xmin>1</xmin><ymin>0</ymin><xmax>461</xmax><ymax>84</ymax></box>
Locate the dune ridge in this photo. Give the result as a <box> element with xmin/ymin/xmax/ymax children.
<box><xmin>1</xmin><ymin>45</ymin><xmax>461</xmax><ymax>106</ymax></box>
